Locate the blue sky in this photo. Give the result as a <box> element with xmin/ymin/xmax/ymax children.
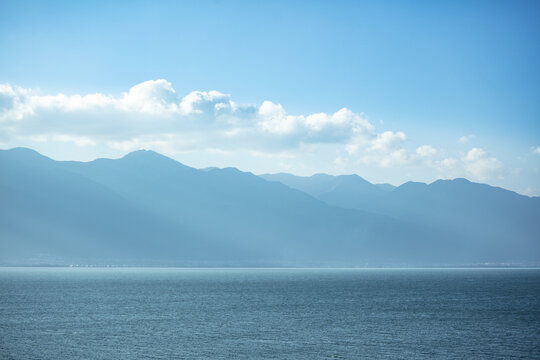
<box><xmin>1</xmin><ymin>0</ymin><xmax>539</xmax><ymax>194</ymax></box>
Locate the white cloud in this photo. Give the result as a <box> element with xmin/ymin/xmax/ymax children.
<box><xmin>435</xmin><ymin>158</ymin><xmax>461</xmax><ymax>177</ymax></box>
<box><xmin>334</xmin><ymin>156</ymin><xmax>349</xmax><ymax>168</ymax></box>
<box><xmin>52</xmin><ymin>135</ymin><xmax>96</xmax><ymax>147</ymax></box>
<box><xmin>369</xmin><ymin>131</ymin><xmax>406</xmax><ymax>152</ymax></box>
<box><xmin>458</xmin><ymin>135</ymin><xmax>475</xmax><ymax>144</ymax></box>
<box><xmin>432</xmin><ymin>148</ymin><xmax>504</xmax><ymax>181</ymax></box>
<box><xmin>0</xmin><ymin>81</ymin><xmax>376</xmax><ymax>151</ymax></box>
<box><xmin>180</xmin><ymin>90</ymin><xmax>230</xmax><ymax>115</ymax></box>
<box><xmin>378</xmin><ymin>149</ymin><xmax>414</xmax><ymax>168</ymax></box>
<box><xmin>258</xmin><ymin>101</ymin><xmax>299</xmax><ymax>135</ymax></box>
<box><xmin>257</xmin><ymin>102</ymin><xmax>373</xmax><ymax>144</ymax></box>
<box><xmin>0</xmin><ymin>79</ymin><xmax>180</xmax><ymax>122</ymax></box>
<box><xmin>416</xmin><ymin>145</ymin><xmax>437</xmax><ymax>157</ymax></box>
<box><xmin>353</xmin><ymin>131</ymin><xmax>417</xmax><ymax>168</ymax></box>
<box><xmin>0</xmin><ymin>79</ymin><xmax>510</xmax><ymax>185</ymax></box>
<box><xmin>462</xmin><ymin>148</ymin><xmax>504</xmax><ymax>181</ymax></box>
<box><xmin>1</xmin><ymin>80</ymin><xmax>179</xmax><ymax>118</ymax></box>
<box><xmin>533</xmin><ymin>146</ymin><xmax>540</xmax><ymax>156</ymax></box>
<box><xmin>0</xmin><ymin>84</ymin><xmax>17</xmax><ymax>113</ymax></box>
<box><xmin>522</xmin><ymin>187</ymin><xmax>540</xmax><ymax>197</ymax></box>
<box><xmin>120</xmin><ymin>79</ymin><xmax>179</xmax><ymax>114</ymax></box>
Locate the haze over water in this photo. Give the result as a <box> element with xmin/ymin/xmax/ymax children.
<box><xmin>1</xmin><ymin>267</ymin><xmax>539</xmax><ymax>359</ymax></box>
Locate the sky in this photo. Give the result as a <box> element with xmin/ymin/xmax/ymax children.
<box><xmin>1</xmin><ymin>0</ymin><xmax>539</xmax><ymax>195</ymax></box>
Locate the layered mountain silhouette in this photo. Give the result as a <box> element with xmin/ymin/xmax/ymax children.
<box><xmin>1</xmin><ymin>147</ymin><xmax>539</xmax><ymax>266</ymax></box>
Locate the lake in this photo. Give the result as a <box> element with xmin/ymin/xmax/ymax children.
<box><xmin>1</xmin><ymin>268</ymin><xmax>539</xmax><ymax>359</ymax></box>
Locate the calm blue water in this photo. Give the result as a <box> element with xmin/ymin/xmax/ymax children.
<box><xmin>1</xmin><ymin>268</ymin><xmax>539</xmax><ymax>359</ymax></box>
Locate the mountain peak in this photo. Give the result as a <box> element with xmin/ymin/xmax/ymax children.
<box><xmin>122</xmin><ymin>149</ymin><xmax>163</xmax><ymax>160</ymax></box>
<box><xmin>2</xmin><ymin>147</ymin><xmax>44</xmax><ymax>157</ymax></box>
<box><xmin>431</xmin><ymin>178</ymin><xmax>471</xmax><ymax>186</ymax></box>
<box><xmin>0</xmin><ymin>147</ymin><xmax>54</xmax><ymax>163</ymax></box>
<box><xmin>116</xmin><ymin>149</ymin><xmax>195</xmax><ymax>172</ymax></box>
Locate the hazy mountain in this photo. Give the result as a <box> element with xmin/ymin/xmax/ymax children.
<box><xmin>1</xmin><ymin>148</ymin><xmax>539</xmax><ymax>266</ymax></box>
<box><xmin>260</xmin><ymin>173</ymin><xmax>540</xmax><ymax>262</ymax></box>
<box><xmin>374</xmin><ymin>183</ymin><xmax>396</xmax><ymax>192</ymax></box>
<box><xmin>385</xmin><ymin>179</ymin><xmax>540</xmax><ymax>259</ymax></box>
<box><xmin>260</xmin><ymin>173</ymin><xmax>388</xmax><ymax>214</ymax></box>
<box><xmin>0</xmin><ymin>148</ymin><xmax>202</xmax><ymax>264</ymax></box>
<box><xmin>0</xmin><ymin>148</ymin><xmax>433</xmax><ymax>265</ymax></box>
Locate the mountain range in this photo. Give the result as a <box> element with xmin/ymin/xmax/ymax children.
<box><xmin>1</xmin><ymin>147</ymin><xmax>539</xmax><ymax>266</ymax></box>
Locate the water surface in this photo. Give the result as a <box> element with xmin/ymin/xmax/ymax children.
<box><xmin>1</xmin><ymin>268</ymin><xmax>539</xmax><ymax>359</ymax></box>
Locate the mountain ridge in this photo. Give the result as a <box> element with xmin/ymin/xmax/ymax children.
<box><xmin>1</xmin><ymin>147</ymin><xmax>539</xmax><ymax>266</ymax></box>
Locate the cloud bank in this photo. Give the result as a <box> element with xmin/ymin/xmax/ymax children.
<box><xmin>0</xmin><ymin>79</ymin><xmax>506</xmax><ymax>182</ymax></box>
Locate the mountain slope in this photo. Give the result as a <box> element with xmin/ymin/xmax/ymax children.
<box><xmin>387</xmin><ymin>179</ymin><xmax>540</xmax><ymax>258</ymax></box>
<box><xmin>0</xmin><ymin>148</ymin><xmax>440</xmax><ymax>265</ymax></box>
<box><xmin>1</xmin><ymin>148</ymin><xmax>539</xmax><ymax>265</ymax></box>
<box><xmin>0</xmin><ymin>148</ymin><xmax>212</xmax><ymax>264</ymax></box>
<box><xmin>260</xmin><ymin>173</ymin><xmax>390</xmax><ymax>214</ymax></box>
<box><xmin>260</xmin><ymin>173</ymin><xmax>540</xmax><ymax>262</ymax></box>
<box><xmin>61</xmin><ymin>150</ymin><xmax>453</xmax><ymax>264</ymax></box>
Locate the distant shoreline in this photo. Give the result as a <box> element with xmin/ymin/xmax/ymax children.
<box><xmin>1</xmin><ymin>265</ymin><xmax>540</xmax><ymax>270</ymax></box>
